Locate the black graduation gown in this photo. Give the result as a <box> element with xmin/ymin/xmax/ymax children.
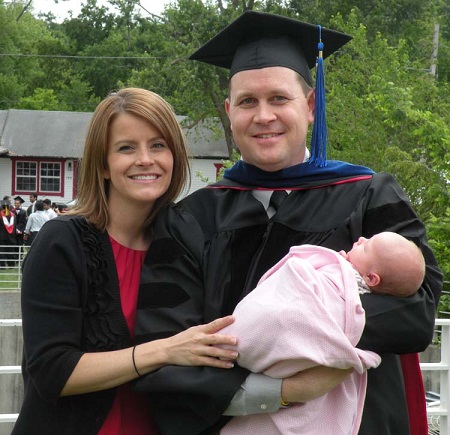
<box><xmin>14</xmin><ymin>208</ymin><xmax>27</xmax><ymax>244</ymax></box>
<box><xmin>135</xmin><ymin>171</ymin><xmax>442</xmax><ymax>435</ymax></box>
<box><xmin>0</xmin><ymin>212</ymin><xmax>17</xmax><ymax>244</ymax></box>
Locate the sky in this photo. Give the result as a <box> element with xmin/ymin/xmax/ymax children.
<box><xmin>31</xmin><ymin>0</ymin><xmax>170</xmax><ymax>22</ymax></box>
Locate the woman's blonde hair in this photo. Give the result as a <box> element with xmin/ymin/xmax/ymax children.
<box><xmin>70</xmin><ymin>88</ymin><xmax>190</xmax><ymax>230</ymax></box>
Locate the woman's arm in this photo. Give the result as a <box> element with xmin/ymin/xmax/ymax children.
<box><xmin>62</xmin><ymin>316</ymin><xmax>238</xmax><ymax>395</ymax></box>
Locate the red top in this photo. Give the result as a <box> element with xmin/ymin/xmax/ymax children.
<box><xmin>98</xmin><ymin>237</ymin><xmax>159</xmax><ymax>435</ymax></box>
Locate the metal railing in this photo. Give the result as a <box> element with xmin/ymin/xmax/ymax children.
<box><xmin>422</xmin><ymin>319</ymin><xmax>450</xmax><ymax>435</ymax></box>
<box><xmin>0</xmin><ymin>245</ymin><xmax>28</xmax><ymax>291</ymax></box>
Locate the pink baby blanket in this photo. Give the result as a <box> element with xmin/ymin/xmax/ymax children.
<box><xmin>220</xmin><ymin>245</ymin><xmax>381</xmax><ymax>435</ymax></box>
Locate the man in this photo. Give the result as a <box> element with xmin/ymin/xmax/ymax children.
<box><xmin>26</xmin><ymin>193</ymin><xmax>38</xmax><ymax>216</ymax></box>
<box><xmin>135</xmin><ymin>11</ymin><xmax>442</xmax><ymax>435</ymax></box>
<box><xmin>13</xmin><ymin>196</ymin><xmax>27</xmax><ymax>245</ymax></box>
<box><xmin>24</xmin><ymin>200</ymin><xmax>49</xmax><ymax>245</ymax></box>
<box><xmin>42</xmin><ymin>199</ymin><xmax>58</xmax><ymax>219</ymax></box>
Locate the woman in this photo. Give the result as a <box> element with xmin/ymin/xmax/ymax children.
<box><xmin>0</xmin><ymin>199</ymin><xmax>16</xmax><ymax>267</ymax></box>
<box><xmin>13</xmin><ymin>88</ymin><xmax>238</xmax><ymax>435</ymax></box>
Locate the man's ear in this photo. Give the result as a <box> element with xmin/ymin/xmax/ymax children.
<box><xmin>365</xmin><ymin>272</ymin><xmax>381</xmax><ymax>287</ymax></box>
<box><xmin>225</xmin><ymin>99</ymin><xmax>233</xmax><ymax>132</ymax></box>
<box><xmin>307</xmin><ymin>89</ymin><xmax>315</xmax><ymax>123</ymax></box>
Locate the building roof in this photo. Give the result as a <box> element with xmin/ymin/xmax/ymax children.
<box><xmin>0</xmin><ymin>109</ymin><xmax>228</xmax><ymax>159</ymax></box>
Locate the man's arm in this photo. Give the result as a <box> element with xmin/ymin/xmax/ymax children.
<box><xmin>355</xmin><ymin>173</ymin><xmax>442</xmax><ymax>353</ymax></box>
<box><xmin>135</xmin><ymin>203</ymin><xmax>251</xmax><ymax>432</ymax></box>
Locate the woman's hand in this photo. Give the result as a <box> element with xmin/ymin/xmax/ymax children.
<box><xmin>281</xmin><ymin>366</ymin><xmax>354</xmax><ymax>403</ymax></box>
<box><xmin>150</xmin><ymin>315</ymin><xmax>239</xmax><ymax>369</ymax></box>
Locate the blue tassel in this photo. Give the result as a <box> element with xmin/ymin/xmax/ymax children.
<box><xmin>309</xmin><ymin>25</ymin><xmax>328</xmax><ymax>167</ymax></box>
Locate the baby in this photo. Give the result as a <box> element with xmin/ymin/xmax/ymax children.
<box><xmin>339</xmin><ymin>231</ymin><xmax>426</xmax><ymax>297</ymax></box>
<box><xmin>220</xmin><ymin>232</ymin><xmax>425</xmax><ymax>435</ymax></box>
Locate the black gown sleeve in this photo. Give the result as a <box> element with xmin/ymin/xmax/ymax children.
<box><xmin>134</xmin><ymin>204</ymin><xmax>249</xmax><ymax>434</ymax></box>
<box><xmin>354</xmin><ymin>173</ymin><xmax>442</xmax><ymax>353</ymax></box>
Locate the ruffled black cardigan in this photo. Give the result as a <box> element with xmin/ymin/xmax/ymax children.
<box><xmin>13</xmin><ymin>216</ymin><xmax>131</xmax><ymax>435</ymax></box>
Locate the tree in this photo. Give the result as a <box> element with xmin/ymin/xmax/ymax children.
<box><xmin>17</xmin><ymin>87</ymin><xmax>61</xmax><ymax>110</ymax></box>
<box><xmin>0</xmin><ymin>2</ymin><xmax>53</xmax><ymax>107</ymax></box>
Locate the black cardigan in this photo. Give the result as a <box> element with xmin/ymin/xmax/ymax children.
<box><xmin>13</xmin><ymin>216</ymin><xmax>131</xmax><ymax>435</ymax></box>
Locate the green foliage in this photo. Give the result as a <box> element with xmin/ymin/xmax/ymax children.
<box><xmin>0</xmin><ymin>74</ymin><xmax>25</xmax><ymax>109</ymax></box>
<box><xmin>323</xmin><ymin>11</ymin><xmax>450</xmax><ymax>223</ymax></box>
<box><xmin>217</xmin><ymin>149</ymin><xmax>241</xmax><ymax>180</ymax></box>
<box><xmin>427</xmin><ymin>209</ymin><xmax>450</xmax><ymax>316</ymax></box>
<box><xmin>17</xmin><ymin>88</ymin><xmax>61</xmax><ymax>110</ymax></box>
<box><xmin>60</xmin><ymin>0</ymin><xmax>116</xmax><ymax>52</ymax></box>
<box><xmin>427</xmin><ymin>210</ymin><xmax>450</xmax><ymax>279</ymax></box>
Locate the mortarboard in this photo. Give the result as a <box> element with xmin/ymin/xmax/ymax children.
<box><xmin>14</xmin><ymin>196</ymin><xmax>25</xmax><ymax>204</ymax></box>
<box><xmin>189</xmin><ymin>11</ymin><xmax>352</xmax><ymax>167</ymax></box>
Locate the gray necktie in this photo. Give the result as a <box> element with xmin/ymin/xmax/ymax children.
<box><xmin>269</xmin><ymin>190</ymin><xmax>288</xmax><ymax>211</ymax></box>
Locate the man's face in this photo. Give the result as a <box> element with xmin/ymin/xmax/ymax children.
<box><xmin>29</xmin><ymin>195</ymin><xmax>36</xmax><ymax>203</ymax></box>
<box><xmin>225</xmin><ymin>66</ymin><xmax>314</xmax><ymax>172</ymax></box>
<box><xmin>14</xmin><ymin>200</ymin><xmax>21</xmax><ymax>209</ymax></box>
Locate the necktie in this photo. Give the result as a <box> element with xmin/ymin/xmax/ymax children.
<box><xmin>269</xmin><ymin>190</ymin><xmax>288</xmax><ymax>211</ymax></box>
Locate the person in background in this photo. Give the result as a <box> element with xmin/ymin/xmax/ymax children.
<box><xmin>23</xmin><ymin>200</ymin><xmax>48</xmax><ymax>246</ymax></box>
<box><xmin>0</xmin><ymin>199</ymin><xmax>16</xmax><ymax>268</ymax></box>
<box><xmin>42</xmin><ymin>199</ymin><xmax>58</xmax><ymax>219</ymax></box>
<box><xmin>26</xmin><ymin>193</ymin><xmax>38</xmax><ymax>216</ymax></box>
<box><xmin>13</xmin><ymin>196</ymin><xmax>27</xmax><ymax>245</ymax></box>
<box><xmin>55</xmin><ymin>203</ymin><xmax>69</xmax><ymax>214</ymax></box>
<box><xmin>134</xmin><ymin>11</ymin><xmax>442</xmax><ymax>435</ymax></box>
<box><xmin>13</xmin><ymin>88</ymin><xmax>238</xmax><ymax>435</ymax></box>
<box><xmin>219</xmin><ymin>232</ymin><xmax>426</xmax><ymax>434</ymax></box>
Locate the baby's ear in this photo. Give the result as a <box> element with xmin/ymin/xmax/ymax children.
<box><xmin>365</xmin><ymin>272</ymin><xmax>381</xmax><ymax>287</ymax></box>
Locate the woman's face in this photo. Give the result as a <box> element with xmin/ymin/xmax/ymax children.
<box><xmin>104</xmin><ymin>112</ymin><xmax>174</xmax><ymax>211</ymax></box>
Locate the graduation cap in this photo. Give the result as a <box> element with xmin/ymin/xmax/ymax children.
<box><xmin>14</xmin><ymin>196</ymin><xmax>25</xmax><ymax>204</ymax></box>
<box><xmin>189</xmin><ymin>11</ymin><xmax>352</xmax><ymax>167</ymax></box>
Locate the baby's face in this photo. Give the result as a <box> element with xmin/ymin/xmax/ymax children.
<box><xmin>346</xmin><ymin>236</ymin><xmax>376</xmax><ymax>276</ymax></box>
